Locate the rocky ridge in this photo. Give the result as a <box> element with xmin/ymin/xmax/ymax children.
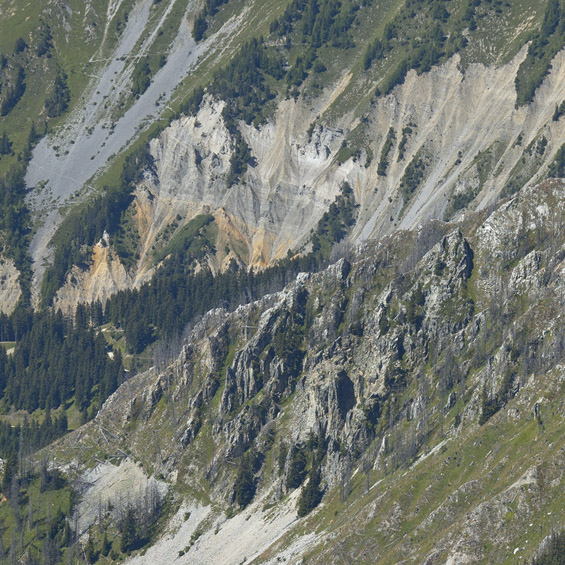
<box><xmin>51</xmin><ymin>178</ymin><xmax>565</xmax><ymax>563</ymax></box>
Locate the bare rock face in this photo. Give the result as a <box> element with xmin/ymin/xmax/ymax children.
<box><xmin>52</xmin><ymin>237</ymin><xmax>134</xmax><ymax>315</ymax></box>
<box><xmin>138</xmin><ymin>47</ymin><xmax>565</xmax><ymax>273</ymax></box>
<box><xmin>0</xmin><ymin>258</ymin><xmax>21</xmax><ymax>315</ymax></box>
<box><xmin>143</xmin><ymin>97</ymin><xmax>343</xmax><ymax>271</ymax></box>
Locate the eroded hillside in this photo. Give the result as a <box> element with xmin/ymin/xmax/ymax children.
<box><xmin>0</xmin><ymin>0</ymin><xmax>562</xmax><ymax>313</ymax></box>
<box><xmin>43</xmin><ymin>44</ymin><xmax>565</xmax><ymax>314</ymax></box>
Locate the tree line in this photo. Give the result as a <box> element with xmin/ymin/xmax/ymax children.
<box><xmin>515</xmin><ymin>0</ymin><xmax>565</xmax><ymax>106</ymax></box>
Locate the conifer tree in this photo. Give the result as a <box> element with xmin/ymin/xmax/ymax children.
<box><xmin>120</xmin><ymin>507</ymin><xmax>138</xmax><ymax>553</ymax></box>
<box><xmin>297</xmin><ymin>464</ymin><xmax>322</xmax><ymax>517</ymax></box>
<box><xmin>0</xmin><ymin>131</ymin><xmax>12</xmax><ymax>155</ymax></box>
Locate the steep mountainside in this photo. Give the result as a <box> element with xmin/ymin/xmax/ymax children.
<box><xmin>45</xmin><ymin>179</ymin><xmax>565</xmax><ymax>563</ymax></box>
<box><xmin>1</xmin><ymin>0</ymin><xmax>565</xmax><ymax>563</ymax></box>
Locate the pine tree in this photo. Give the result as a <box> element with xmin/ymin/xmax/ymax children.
<box><xmin>541</xmin><ymin>0</ymin><xmax>561</xmax><ymax>38</ymax></box>
<box><xmin>234</xmin><ymin>451</ymin><xmax>256</xmax><ymax>508</ymax></box>
<box><xmin>101</xmin><ymin>532</ymin><xmax>112</xmax><ymax>556</ymax></box>
<box><xmin>45</xmin><ymin>72</ymin><xmax>70</xmax><ymax>118</ymax></box>
<box><xmin>286</xmin><ymin>446</ymin><xmax>307</xmax><ymax>489</ymax></box>
<box><xmin>132</xmin><ymin>57</ymin><xmax>151</xmax><ymax>97</ymax></box>
<box><xmin>2</xmin><ymin>452</ymin><xmax>17</xmax><ymax>494</ymax></box>
<box><xmin>0</xmin><ymin>131</ymin><xmax>12</xmax><ymax>155</ymax></box>
<box><xmin>85</xmin><ymin>533</ymin><xmax>98</xmax><ymax>563</ymax></box>
<box><xmin>297</xmin><ymin>464</ymin><xmax>322</xmax><ymax>517</ymax></box>
<box><xmin>120</xmin><ymin>507</ymin><xmax>138</xmax><ymax>553</ymax></box>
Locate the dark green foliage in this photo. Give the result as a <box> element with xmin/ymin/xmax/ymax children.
<box><xmin>515</xmin><ymin>0</ymin><xmax>565</xmax><ymax>106</ymax></box>
<box><xmin>397</xmin><ymin>124</ymin><xmax>414</xmax><ymax>162</ymax></box>
<box><xmin>379</xmin><ymin>24</ymin><xmax>445</xmax><ymax>96</ymax></box>
<box><xmin>364</xmin><ymin>0</ymin><xmax>486</xmax><ymax>100</ymax></box>
<box><xmin>192</xmin><ymin>0</ymin><xmax>230</xmax><ymax>41</ymax></box>
<box><xmin>13</xmin><ymin>37</ymin><xmax>27</xmax><ymax>54</ymax></box>
<box><xmin>0</xmin><ymin>302</ymin><xmax>123</xmax><ymax>449</ymax></box>
<box><xmin>0</xmin><ymin>131</ymin><xmax>12</xmax><ymax>155</ymax></box>
<box><xmin>273</xmin><ymin>312</ymin><xmax>305</xmax><ymax>384</ymax></box>
<box><xmin>531</xmin><ymin>529</ymin><xmax>565</xmax><ymax>564</ymax></box>
<box><xmin>548</xmin><ymin>143</ymin><xmax>565</xmax><ymax>178</ymax></box>
<box><xmin>39</xmin><ymin>186</ymin><xmax>351</xmax><ymax>375</ymax></box>
<box><xmin>384</xmin><ymin>363</ymin><xmax>407</xmax><ymax>393</ymax></box>
<box><xmin>380</xmin><ymin>57</ymin><xmax>410</xmax><ymax>95</ymax></box>
<box><xmin>85</xmin><ymin>533</ymin><xmax>99</xmax><ymax>563</ymax></box>
<box><xmin>286</xmin><ymin>56</ymin><xmax>308</xmax><ymax>89</ymax></box>
<box><xmin>479</xmin><ymin>370</ymin><xmax>515</xmax><ymax>425</ymax></box>
<box><xmin>0</xmin><ymin>412</ymin><xmax>68</xmax><ymax>460</ymax></box>
<box><xmin>270</xmin><ymin>0</ymin><xmax>360</xmax><ymax>95</ymax></box>
<box><xmin>432</xmin><ymin>3</ymin><xmax>449</xmax><ymax>22</ymax></box>
<box><xmin>0</xmin><ymin>64</ymin><xmax>26</xmax><ymax>116</ymax></box>
<box><xmin>364</xmin><ymin>38</ymin><xmax>384</xmax><ymax>70</ymax></box>
<box><xmin>336</xmin><ymin>142</ymin><xmax>354</xmax><ymax>164</ymax></box>
<box><xmin>101</xmin><ymin>533</ymin><xmax>112</xmax><ymax>557</ymax></box>
<box><xmin>0</xmin><ymin>162</ymin><xmax>32</xmax><ymax>298</ymax></box>
<box><xmin>180</xmin><ymin>85</ymin><xmax>204</xmax><ymax>116</ymax></box>
<box><xmin>234</xmin><ymin>450</ymin><xmax>257</xmax><ymax>507</ymax></box>
<box><xmin>377</xmin><ymin>128</ymin><xmax>395</xmax><ymax>176</ymax></box>
<box><xmin>103</xmin><ymin>238</ymin><xmax>327</xmax><ymax>352</ymax></box>
<box><xmin>193</xmin><ymin>14</ymin><xmax>208</xmax><ymax>41</ymax></box>
<box><xmin>0</xmin><ymin>463</ymin><xmax>74</xmax><ymax>563</ymax></box>
<box><xmin>552</xmin><ymin>100</ymin><xmax>565</xmax><ymax>121</ymax></box>
<box><xmin>152</xmin><ymin>214</ymin><xmax>215</xmax><ymax>263</ymax></box>
<box><xmin>1</xmin><ymin>307</ymin><xmax>124</xmax><ymax>415</ymax></box>
<box><xmin>227</xmin><ymin>132</ymin><xmax>252</xmax><ymax>186</ymax></box>
<box><xmin>45</xmin><ymin>71</ymin><xmax>70</xmax><ymax>118</ymax></box>
<box><xmin>118</xmin><ymin>490</ymin><xmax>164</xmax><ymax>554</ymax></box>
<box><xmin>2</xmin><ymin>452</ymin><xmax>17</xmax><ymax>493</ymax></box>
<box><xmin>297</xmin><ymin>464</ymin><xmax>322</xmax><ymax>516</ymax></box>
<box><xmin>445</xmin><ymin>184</ymin><xmax>479</xmax><ymax>219</ymax></box>
<box><xmin>120</xmin><ymin>508</ymin><xmax>139</xmax><ymax>553</ymax></box>
<box><xmin>406</xmin><ymin>284</ymin><xmax>424</xmax><ymax>329</ymax></box>
<box><xmin>210</xmin><ymin>37</ymin><xmax>284</xmax><ymax>128</ymax></box>
<box><xmin>410</xmin><ymin>26</ymin><xmax>445</xmax><ymax>73</ymax></box>
<box><xmin>286</xmin><ymin>445</ymin><xmax>308</xmax><ymax>489</ymax></box>
<box><xmin>125</xmin><ymin>319</ymin><xmax>155</xmax><ymax>354</ymax></box>
<box><xmin>272</xmin><ymin>0</ymin><xmax>358</xmax><ymax>50</ymax></box>
<box><xmin>479</xmin><ymin>384</ymin><xmax>499</xmax><ymax>425</ymax></box>
<box><xmin>312</xmin><ymin>60</ymin><xmax>326</xmax><ymax>73</ymax></box>
<box><xmin>400</xmin><ymin>153</ymin><xmax>426</xmax><ymax>202</ymax></box>
<box><xmin>542</xmin><ymin>0</ymin><xmax>562</xmax><ymax>37</ymax></box>
<box><xmin>132</xmin><ymin>56</ymin><xmax>151</xmax><ymax>97</ymax></box>
<box><xmin>35</xmin><ymin>20</ymin><xmax>53</xmax><ymax>57</ymax></box>
<box><xmin>278</xmin><ymin>443</ymin><xmax>288</xmax><ymax>474</ymax></box>
<box><xmin>40</xmin><ymin>460</ymin><xmax>67</xmax><ymax>493</ymax></box>
<box><xmin>312</xmin><ymin>181</ymin><xmax>357</xmax><ymax>258</ymax></box>
<box><xmin>42</xmin><ymin>144</ymin><xmax>153</xmax><ymax>305</ymax></box>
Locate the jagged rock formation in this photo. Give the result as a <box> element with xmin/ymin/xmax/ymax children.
<box><xmin>51</xmin><ymin>179</ymin><xmax>565</xmax><ymax>563</ymax></box>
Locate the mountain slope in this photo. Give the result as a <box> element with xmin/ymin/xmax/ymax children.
<box><xmin>1</xmin><ymin>1</ymin><xmax>565</xmax><ymax>562</ymax></box>
<box><xmin>40</xmin><ymin>43</ymin><xmax>565</xmax><ymax>315</ymax></box>
<box><xmin>41</xmin><ymin>178</ymin><xmax>565</xmax><ymax>563</ymax></box>
<box><xmin>0</xmin><ymin>0</ymin><xmax>562</xmax><ymax>312</ymax></box>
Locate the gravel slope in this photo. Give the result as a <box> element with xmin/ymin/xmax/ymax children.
<box><xmin>25</xmin><ymin>0</ymin><xmax>203</xmax><ymax>302</ymax></box>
